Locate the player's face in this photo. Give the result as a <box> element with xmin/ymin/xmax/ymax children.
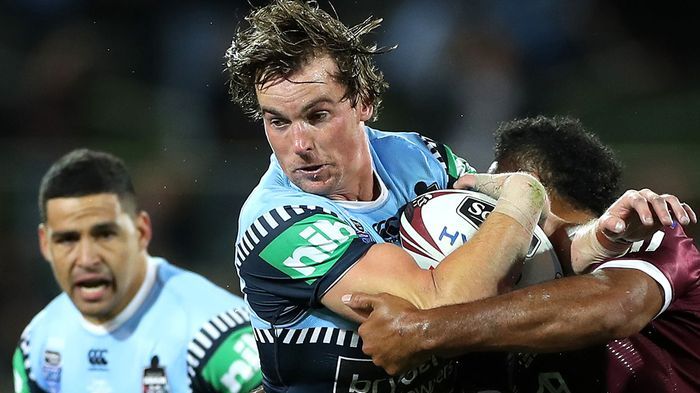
<box><xmin>38</xmin><ymin>193</ymin><xmax>151</xmax><ymax>324</ymax></box>
<box><xmin>256</xmin><ymin>55</ymin><xmax>375</xmax><ymax>201</ymax></box>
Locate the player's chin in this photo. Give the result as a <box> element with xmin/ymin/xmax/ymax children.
<box><xmin>293</xmin><ymin>177</ymin><xmax>334</xmax><ymax>196</ymax></box>
<box><xmin>75</xmin><ymin>300</ymin><xmax>115</xmax><ymax>322</ymax></box>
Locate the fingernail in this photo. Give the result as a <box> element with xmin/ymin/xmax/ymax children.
<box><xmin>615</xmin><ymin>221</ymin><xmax>624</xmax><ymax>232</ymax></box>
<box><xmin>341</xmin><ymin>294</ymin><xmax>352</xmax><ymax>303</ymax></box>
<box><xmin>681</xmin><ymin>217</ymin><xmax>690</xmax><ymax>225</ymax></box>
<box><xmin>644</xmin><ymin>217</ymin><xmax>653</xmax><ymax>225</ymax></box>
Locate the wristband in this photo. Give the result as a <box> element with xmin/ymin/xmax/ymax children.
<box><xmin>491</xmin><ymin>174</ymin><xmax>547</xmax><ymax>231</ymax></box>
<box><xmin>571</xmin><ymin>220</ymin><xmax>632</xmax><ymax>273</ymax></box>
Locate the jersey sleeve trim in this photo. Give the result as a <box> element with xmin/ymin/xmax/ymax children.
<box><xmin>187</xmin><ymin>308</ymin><xmax>257</xmax><ymax>391</ymax></box>
<box><xmin>593</xmin><ymin>260</ymin><xmax>672</xmax><ymax>317</ymax></box>
<box><xmin>13</xmin><ymin>328</ymin><xmax>45</xmax><ymax>393</ymax></box>
<box><xmin>419</xmin><ymin>136</ymin><xmax>475</xmax><ymax>183</ymax></box>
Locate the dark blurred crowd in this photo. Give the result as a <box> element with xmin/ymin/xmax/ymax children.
<box><xmin>1</xmin><ymin>0</ymin><xmax>699</xmax><ymax>389</ymax></box>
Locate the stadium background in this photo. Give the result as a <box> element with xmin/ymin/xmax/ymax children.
<box><xmin>1</xmin><ymin>0</ymin><xmax>698</xmax><ymax>389</ymax></box>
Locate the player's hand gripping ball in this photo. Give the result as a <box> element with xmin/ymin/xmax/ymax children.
<box><xmin>400</xmin><ymin>189</ymin><xmax>562</xmax><ymax>288</ymax></box>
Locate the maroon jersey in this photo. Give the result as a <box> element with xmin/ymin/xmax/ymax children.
<box><xmin>511</xmin><ymin>225</ymin><xmax>700</xmax><ymax>393</ymax></box>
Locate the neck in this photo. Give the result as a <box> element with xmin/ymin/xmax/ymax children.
<box><xmin>329</xmin><ymin>171</ymin><xmax>379</xmax><ymax>202</ymax></box>
<box><xmin>86</xmin><ymin>252</ymin><xmax>149</xmax><ymax>325</ymax></box>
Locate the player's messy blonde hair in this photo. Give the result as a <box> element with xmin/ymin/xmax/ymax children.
<box><xmin>224</xmin><ymin>0</ymin><xmax>393</xmax><ymax>121</ymax></box>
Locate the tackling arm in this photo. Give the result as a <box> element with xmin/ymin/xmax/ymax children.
<box><xmin>344</xmin><ymin>267</ymin><xmax>663</xmax><ymax>375</ymax></box>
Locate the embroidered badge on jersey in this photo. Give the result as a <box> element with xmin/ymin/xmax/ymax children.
<box><xmin>42</xmin><ymin>349</ymin><xmax>62</xmax><ymax>391</ymax></box>
<box><xmin>349</xmin><ymin>218</ymin><xmax>373</xmax><ymax>244</ymax></box>
<box><xmin>143</xmin><ymin>355</ymin><xmax>169</xmax><ymax>393</ymax></box>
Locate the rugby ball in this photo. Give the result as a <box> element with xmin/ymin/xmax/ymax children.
<box><xmin>400</xmin><ymin>189</ymin><xmax>562</xmax><ymax>288</ymax></box>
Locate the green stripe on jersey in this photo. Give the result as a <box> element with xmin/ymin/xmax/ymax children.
<box><xmin>259</xmin><ymin>214</ymin><xmax>357</xmax><ymax>284</ymax></box>
<box><xmin>443</xmin><ymin>144</ymin><xmax>475</xmax><ymax>179</ymax></box>
<box><xmin>200</xmin><ymin>328</ymin><xmax>262</xmax><ymax>393</ymax></box>
<box><xmin>13</xmin><ymin>346</ymin><xmax>30</xmax><ymax>393</ymax></box>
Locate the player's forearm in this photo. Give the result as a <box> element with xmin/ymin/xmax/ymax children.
<box><xmin>427</xmin><ymin>211</ymin><xmax>532</xmax><ymax>306</ymax></box>
<box><xmin>420</xmin><ymin>269</ymin><xmax>661</xmax><ymax>356</ymax></box>
<box><xmin>427</xmin><ymin>174</ymin><xmax>547</xmax><ymax>306</ymax></box>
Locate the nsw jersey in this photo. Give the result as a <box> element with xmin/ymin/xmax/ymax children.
<box><xmin>13</xmin><ymin>257</ymin><xmax>262</xmax><ymax>393</ymax></box>
<box><xmin>511</xmin><ymin>225</ymin><xmax>700</xmax><ymax>393</ymax></box>
<box><xmin>235</xmin><ymin>127</ymin><xmax>473</xmax><ymax>392</ymax></box>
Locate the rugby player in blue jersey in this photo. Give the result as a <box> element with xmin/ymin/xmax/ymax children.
<box><xmin>223</xmin><ymin>2</ymin><xmax>688</xmax><ymax>392</ymax></box>
<box><xmin>13</xmin><ymin>149</ymin><xmax>262</xmax><ymax>393</ymax></box>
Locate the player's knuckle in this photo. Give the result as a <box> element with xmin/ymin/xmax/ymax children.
<box><xmin>663</xmin><ymin>194</ymin><xmax>679</xmax><ymax>204</ymax></box>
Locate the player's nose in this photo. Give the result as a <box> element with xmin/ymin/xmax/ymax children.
<box><xmin>291</xmin><ymin>123</ymin><xmax>314</xmax><ymax>155</ymax></box>
<box><xmin>76</xmin><ymin>238</ymin><xmax>100</xmax><ymax>268</ymax></box>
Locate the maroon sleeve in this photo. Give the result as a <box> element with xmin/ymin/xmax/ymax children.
<box><xmin>591</xmin><ymin>225</ymin><xmax>700</xmax><ymax>311</ymax></box>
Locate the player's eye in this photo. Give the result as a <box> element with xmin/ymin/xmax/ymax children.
<box><xmin>94</xmin><ymin>230</ymin><xmax>117</xmax><ymax>240</ymax></box>
<box><xmin>53</xmin><ymin>233</ymin><xmax>79</xmax><ymax>244</ymax></box>
<box><xmin>268</xmin><ymin>118</ymin><xmax>289</xmax><ymax>129</ymax></box>
<box><xmin>309</xmin><ymin>111</ymin><xmax>329</xmax><ymax>124</ymax></box>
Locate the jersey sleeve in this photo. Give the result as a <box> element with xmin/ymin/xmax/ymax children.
<box><xmin>188</xmin><ymin>308</ymin><xmax>262</xmax><ymax>393</ymax></box>
<box><xmin>591</xmin><ymin>225</ymin><xmax>700</xmax><ymax>315</ymax></box>
<box><xmin>12</xmin><ymin>330</ymin><xmax>45</xmax><ymax>393</ymax></box>
<box><xmin>418</xmin><ymin>135</ymin><xmax>475</xmax><ymax>185</ymax></box>
<box><xmin>235</xmin><ymin>205</ymin><xmax>374</xmax><ymax>326</ymax></box>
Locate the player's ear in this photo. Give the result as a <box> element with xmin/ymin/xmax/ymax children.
<box><xmin>358</xmin><ymin>100</ymin><xmax>373</xmax><ymax>122</ymax></box>
<box><xmin>135</xmin><ymin>211</ymin><xmax>152</xmax><ymax>250</ymax></box>
<box><xmin>38</xmin><ymin>224</ymin><xmax>52</xmax><ymax>263</ymax></box>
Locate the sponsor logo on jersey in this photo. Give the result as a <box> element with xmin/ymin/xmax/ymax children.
<box><xmin>372</xmin><ymin>216</ymin><xmax>400</xmax><ymax>244</ymax></box>
<box><xmin>86</xmin><ymin>378</ymin><xmax>113</xmax><ymax>393</ymax></box>
<box><xmin>88</xmin><ymin>349</ymin><xmax>108</xmax><ymax>368</ymax></box>
<box><xmin>334</xmin><ymin>356</ymin><xmax>455</xmax><ymax>393</ymax></box>
<box><xmin>413</xmin><ymin>181</ymin><xmax>439</xmax><ymax>196</ymax></box>
<box><xmin>259</xmin><ymin>214</ymin><xmax>357</xmax><ymax>284</ymax></box>
<box><xmin>42</xmin><ymin>350</ymin><xmax>62</xmax><ymax>391</ymax></box>
<box><xmin>143</xmin><ymin>355</ymin><xmax>169</xmax><ymax>393</ymax></box>
<box><xmin>350</xmin><ymin>219</ymin><xmax>373</xmax><ymax>244</ymax></box>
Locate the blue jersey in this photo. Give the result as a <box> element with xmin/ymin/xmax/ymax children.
<box><xmin>235</xmin><ymin>127</ymin><xmax>473</xmax><ymax>392</ymax></box>
<box><xmin>13</xmin><ymin>257</ymin><xmax>262</xmax><ymax>393</ymax></box>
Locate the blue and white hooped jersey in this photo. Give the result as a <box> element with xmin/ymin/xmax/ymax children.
<box><xmin>234</xmin><ymin>127</ymin><xmax>473</xmax><ymax>392</ymax></box>
<box><xmin>13</xmin><ymin>257</ymin><xmax>262</xmax><ymax>393</ymax></box>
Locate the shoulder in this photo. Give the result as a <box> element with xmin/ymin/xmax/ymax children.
<box><xmin>20</xmin><ymin>293</ymin><xmax>76</xmax><ymax>338</ymax></box>
<box><xmin>154</xmin><ymin>258</ymin><xmax>247</xmax><ymax>318</ymax></box>
<box><xmin>367</xmin><ymin>127</ymin><xmax>475</xmax><ymax>180</ymax></box>
<box><xmin>367</xmin><ymin>127</ymin><xmax>435</xmax><ymax>153</ymax></box>
<box><xmin>238</xmin><ymin>184</ymin><xmax>345</xmax><ymax>237</ymax></box>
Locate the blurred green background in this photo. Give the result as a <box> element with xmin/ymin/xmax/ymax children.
<box><xmin>1</xmin><ymin>0</ymin><xmax>699</xmax><ymax>389</ymax></box>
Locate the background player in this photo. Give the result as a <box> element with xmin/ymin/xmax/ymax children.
<box><xmin>13</xmin><ymin>149</ymin><xmax>262</xmax><ymax>393</ymax></box>
<box><xmin>345</xmin><ymin>116</ymin><xmax>699</xmax><ymax>392</ymax></box>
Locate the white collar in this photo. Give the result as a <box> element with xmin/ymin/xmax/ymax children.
<box><xmin>333</xmin><ymin>172</ymin><xmax>389</xmax><ymax>211</ymax></box>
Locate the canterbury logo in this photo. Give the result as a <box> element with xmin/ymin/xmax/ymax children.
<box><xmin>88</xmin><ymin>349</ymin><xmax>108</xmax><ymax>366</ymax></box>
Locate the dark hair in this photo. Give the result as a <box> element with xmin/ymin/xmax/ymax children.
<box><xmin>38</xmin><ymin>149</ymin><xmax>138</xmax><ymax>222</ymax></box>
<box><xmin>225</xmin><ymin>0</ymin><xmax>393</xmax><ymax>121</ymax></box>
<box><xmin>493</xmin><ymin>116</ymin><xmax>622</xmax><ymax>216</ymax></box>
